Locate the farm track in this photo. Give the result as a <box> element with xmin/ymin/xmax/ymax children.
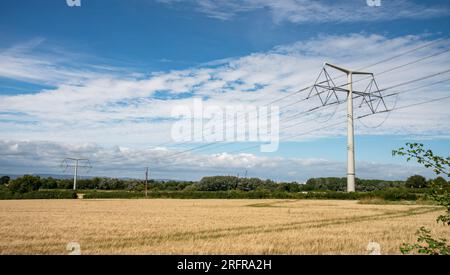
<box><xmin>78</xmin><ymin>206</ymin><xmax>442</xmax><ymax>250</ymax></box>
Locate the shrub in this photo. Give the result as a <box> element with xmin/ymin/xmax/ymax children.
<box><xmin>304</xmin><ymin>191</ymin><xmax>364</xmax><ymax>200</ymax></box>
<box><xmin>82</xmin><ymin>190</ymin><xmax>374</xmax><ymax>200</ymax></box>
<box><xmin>303</xmin><ymin>177</ymin><xmax>405</xmax><ymax>192</ymax></box>
<box><xmin>41</xmin><ymin>177</ymin><xmax>58</xmax><ymax>189</ymax></box>
<box><xmin>406</xmin><ymin>175</ymin><xmax>427</xmax><ymax>189</ymax></box>
<box><xmin>83</xmin><ymin>191</ymin><xmax>144</xmax><ymax>199</ymax></box>
<box><xmin>369</xmin><ymin>189</ymin><xmax>418</xmax><ymax>201</ymax></box>
<box><xmin>0</xmin><ymin>190</ymin><xmax>77</xmax><ymax>200</ymax></box>
<box><xmin>21</xmin><ymin>190</ymin><xmax>78</xmax><ymax>199</ymax></box>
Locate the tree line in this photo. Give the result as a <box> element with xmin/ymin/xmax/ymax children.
<box><xmin>0</xmin><ymin>174</ymin><xmax>447</xmax><ymax>194</ymax></box>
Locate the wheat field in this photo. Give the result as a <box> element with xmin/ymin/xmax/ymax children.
<box><xmin>0</xmin><ymin>199</ymin><xmax>448</xmax><ymax>255</ymax></box>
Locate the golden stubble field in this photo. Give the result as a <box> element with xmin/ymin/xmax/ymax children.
<box><xmin>0</xmin><ymin>199</ymin><xmax>448</xmax><ymax>255</ymax></box>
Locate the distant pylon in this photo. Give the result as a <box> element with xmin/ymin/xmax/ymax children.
<box><xmin>145</xmin><ymin>167</ymin><xmax>148</xmax><ymax>197</ymax></box>
<box><xmin>61</xmin><ymin>158</ymin><xmax>91</xmax><ymax>190</ymax></box>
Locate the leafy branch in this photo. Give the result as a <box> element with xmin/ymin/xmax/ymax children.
<box><xmin>400</xmin><ymin>227</ymin><xmax>449</xmax><ymax>255</ymax></box>
<box><xmin>392</xmin><ymin>142</ymin><xmax>450</xmax><ymax>177</ymax></box>
<box><xmin>394</xmin><ymin>143</ymin><xmax>450</xmax><ymax>255</ymax></box>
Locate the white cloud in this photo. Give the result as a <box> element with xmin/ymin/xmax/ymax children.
<box><xmin>1</xmin><ymin>34</ymin><xmax>450</xmax><ymax>146</ymax></box>
<box><xmin>158</xmin><ymin>0</ymin><xmax>450</xmax><ymax>23</ymax></box>
<box><xmin>0</xmin><ymin>140</ymin><xmax>435</xmax><ymax>181</ymax></box>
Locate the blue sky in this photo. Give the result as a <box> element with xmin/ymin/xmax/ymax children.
<box><xmin>2</xmin><ymin>0</ymin><xmax>450</xmax><ymax>71</ymax></box>
<box><xmin>1</xmin><ymin>0</ymin><xmax>450</xmax><ymax>181</ymax></box>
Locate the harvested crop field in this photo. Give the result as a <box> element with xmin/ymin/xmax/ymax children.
<box><xmin>0</xmin><ymin>199</ymin><xmax>448</xmax><ymax>255</ymax></box>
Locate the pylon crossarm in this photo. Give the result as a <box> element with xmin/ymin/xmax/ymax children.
<box><xmin>313</xmin><ymin>78</ymin><xmax>332</xmax><ymax>87</ymax></box>
<box><xmin>324</xmin><ymin>62</ymin><xmax>351</xmax><ymax>73</ymax></box>
<box><xmin>322</xmin><ymin>68</ymin><xmax>341</xmax><ymax>105</ymax></box>
<box><xmin>311</xmin><ymin>86</ymin><xmax>324</xmax><ymax>103</ymax></box>
<box><xmin>308</xmin><ymin>68</ymin><xmax>325</xmax><ymax>98</ymax></box>
<box><xmin>358</xmin><ymin>96</ymin><xmax>374</xmax><ymax>113</ymax></box>
<box><xmin>64</xmin><ymin>158</ymin><xmax>89</xmax><ymax>161</ymax></box>
<box><xmin>314</xmin><ymin>84</ymin><xmax>348</xmax><ymax>92</ymax></box>
<box><xmin>315</xmin><ymin>85</ymin><xmax>348</xmax><ymax>98</ymax></box>
<box><xmin>314</xmin><ymin>84</ymin><xmax>330</xmax><ymax>90</ymax></box>
<box><xmin>332</xmin><ymin>87</ymin><xmax>341</xmax><ymax>104</ymax></box>
<box><xmin>64</xmin><ymin>165</ymin><xmax>91</xmax><ymax>168</ymax></box>
<box><xmin>324</xmin><ymin>88</ymin><xmax>335</xmax><ymax>105</ymax></box>
<box><xmin>357</xmin><ymin>109</ymin><xmax>390</xmax><ymax>119</ymax></box>
<box><xmin>307</xmin><ymin>84</ymin><xmax>317</xmax><ymax>99</ymax></box>
<box><xmin>323</xmin><ymin>68</ymin><xmax>339</xmax><ymax>89</ymax></box>
<box><xmin>351</xmin><ymin>71</ymin><xmax>373</xmax><ymax>75</ymax></box>
<box><xmin>372</xmin><ymin>79</ymin><xmax>388</xmax><ymax>112</ymax></box>
<box><xmin>309</xmin><ymin>67</ymin><xmax>336</xmax><ymax>101</ymax></box>
<box><xmin>311</xmin><ymin>85</ymin><xmax>326</xmax><ymax>106</ymax></box>
<box><xmin>363</xmin><ymin>80</ymin><xmax>374</xmax><ymax>111</ymax></box>
<box><xmin>352</xmin><ymin>91</ymin><xmax>383</xmax><ymax>98</ymax></box>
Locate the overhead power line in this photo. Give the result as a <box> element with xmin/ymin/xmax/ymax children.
<box><xmin>144</xmin><ymin>38</ymin><xmax>450</xmax><ymax>178</ymax></box>
<box><xmin>151</xmin><ymin>37</ymin><xmax>450</xmax><ymax>149</ymax></box>
<box><xmin>158</xmin><ymin>67</ymin><xmax>450</xmax><ymax>162</ymax></box>
<box><xmin>200</xmin><ymin>94</ymin><xmax>450</xmax><ymax>159</ymax></box>
<box><xmin>147</xmin><ymin>93</ymin><xmax>450</xmax><ymax>173</ymax></box>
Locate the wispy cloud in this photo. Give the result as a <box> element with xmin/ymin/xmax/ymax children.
<box><xmin>0</xmin><ymin>38</ymin><xmax>138</xmax><ymax>86</ymax></box>
<box><xmin>158</xmin><ymin>0</ymin><xmax>450</xmax><ymax>23</ymax></box>
<box><xmin>1</xmin><ymin>33</ymin><xmax>449</xmax><ymax>145</ymax></box>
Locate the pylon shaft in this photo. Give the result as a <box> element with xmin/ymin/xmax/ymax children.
<box><xmin>73</xmin><ymin>159</ymin><xmax>78</xmax><ymax>190</ymax></box>
<box><xmin>145</xmin><ymin>167</ymin><xmax>148</xmax><ymax>197</ymax></box>
<box><xmin>347</xmin><ymin>73</ymin><xmax>356</xmax><ymax>192</ymax></box>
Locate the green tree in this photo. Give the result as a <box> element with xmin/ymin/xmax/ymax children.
<box><xmin>41</xmin><ymin>177</ymin><xmax>58</xmax><ymax>189</ymax></box>
<box><xmin>405</xmin><ymin>175</ymin><xmax>427</xmax><ymax>189</ymax></box>
<box><xmin>431</xmin><ymin>176</ymin><xmax>448</xmax><ymax>187</ymax></box>
<box><xmin>0</xmin><ymin>176</ymin><xmax>10</xmax><ymax>185</ymax></box>
<box><xmin>8</xmin><ymin>175</ymin><xmax>42</xmax><ymax>193</ymax></box>
<box><xmin>393</xmin><ymin>143</ymin><xmax>450</xmax><ymax>255</ymax></box>
<box><xmin>198</xmin><ymin>176</ymin><xmax>238</xmax><ymax>191</ymax></box>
